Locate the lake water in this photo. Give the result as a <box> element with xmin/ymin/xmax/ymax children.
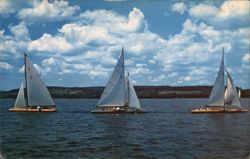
<box><xmin>0</xmin><ymin>98</ymin><xmax>250</xmax><ymax>159</ymax></box>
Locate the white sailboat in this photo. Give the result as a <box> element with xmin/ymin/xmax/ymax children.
<box><xmin>9</xmin><ymin>53</ymin><xmax>56</xmax><ymax>112</ymax></box>
<box><xmin>191</xmin><ymin>48</ymin><xmax>248</xmax><ymax>113</ymax></box>
<box><xmin>92</xmin><ymin>48</ymin><xmax>146</xmax><ymax>113</ymax></box>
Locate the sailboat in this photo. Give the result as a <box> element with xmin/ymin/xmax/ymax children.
<box><xmin>8</xmin><ymin>54</ymin><xmax>56</xmax><ymax>112</ymax></box>
<box><xmin>191</xmin><ymin>48</ymin><xmax>248</xmax><ymax>113</ymax></box>
<box><xmin>91</xmin><ymin>48</ymin><xmax>146</xmax><ymax>114</ymax></box>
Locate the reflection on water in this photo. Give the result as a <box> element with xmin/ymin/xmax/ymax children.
<box><xmin>0</xmin><ymin>98</ymin><xmax>250</xmax><ymax>158</ymax></box>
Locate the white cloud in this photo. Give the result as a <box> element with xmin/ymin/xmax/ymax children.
<box><xmin>78</xmin><ymin>7</ymin><xmax>147</xmax><ymax>33</ymax></box>
<box><xmin>0</xmin><ymin>0</ymin><xmax>31</xmax><ymax>15</ymax></box>
<box><xmin>18</xmin><ymin>0</ymin><xmax>80</xmax><ymax>23</ymax></box>
<box><xmin>187</xmin><ymin>1</ymin><xmax>250</xmax><ymax>26</ymax></box>
<box><xmin>0</xmin><ymin>23</ymin><xmax>30</xmax><ymax>59</ymax></box>
<box><xmin>188</xmin><ymin>3</ymin><xmax>218</xmax><ymax>18</ymax></box>
<box><xmin>0</xmin><ymin>62</ymin><xmax>13</xmax><ymax>70</ymax></box>
<box><xmin>171</xmin><ymin>2</ymin><xmax>187</xmax><ymax>15</ymax></box>
<box><xmin>130</xmin><ymin>63</ymin><xmax>151</xmax><ymax>76</ymax></box>
<box><xmin>72</xmin><ymin>63</ymin><xmax>109</xmax><ymax>78</ymax></box>
<box><xmin>28</xmin><ymin>8</ymin><xmax>151</xmax><ymax>57</ymax></box>
<box><xmin>9</xmin><ymin>22</ymin><xmax>30</xmax><ymax>40</ymax></box>
<box><xmin>28</xmin><ymin>33</ymin><xmax>73</xmax><ymax>53</ymax></box>
<box><xmin>242</xmin><ymin>53</ymin><xmax>250</xmax><ymax>70</ymax></box>
<box><xmin>149</xmin><ymin>74</ymin><xmax>166</xmax><ymax>82</ymax></box>
<box><xmin>216</xmin><ymin>1</ymin><xmax>250</xmax><ymax>20</ymax></box>
<box><xmin>152</xmin><ymin>17</ymin><xmax>249</xmax><ymax>85</ymax></box>
<box><xmin>117</xmin><ymin>7</ymin><xmax>146</xmax><ymax>32</ymax></box>
<box><xmin>59</xmin><ymin>23</ymin><xmax>110</xmax><ymax>46</ymax></box>
<box><xmin>42</xmin><ymin>57</ymin><xmax>55</xmax><ymax>66</ymax></box>
<box><xmin>0</xmin><ymin>0</ymin><xmax>15</xmax><ymax>15</ymax></box>
<box><xmin>2</xmin><ymin>5</ymin><xmax>248</xmax><ymax>87</ymax></box>
<box><xmin>26</xmin><ymin>8</ymin><xmax>157</xmax><ymax>80</ymax></box>
<box><xmin>242</xmin><ymin>53</ymin><xmax>250</xmax><ymax>63</ymax></box>
<box><xmin>184</xmin><ymin>75</ymin><xmax>192</xmax><ymax>81</ymax></box>
<box><xmin>167</xmin><ymin>72</ymin><xmax>178</xmax><ymax>78</ymax></box>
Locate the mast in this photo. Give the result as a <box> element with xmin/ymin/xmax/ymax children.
<box><xmin>24</xmin><ymin>53</ymin><xmax>29</xmax><ymax>107</ymax></box>
<box><xmin>127</xmin><ymin>72</ymin><xmax>130</xmax><ymax>107</ymax></box>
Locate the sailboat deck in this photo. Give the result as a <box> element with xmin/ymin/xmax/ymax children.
<box><xmin>191</xmin><ymin>108</ymin><xmax>248</xmax><ymax>113</ymax></box>
<box><xmin>91</xmin><ymin>106</ymin><xmax>147</xmax><ymax>114</ymax></box>
<box><xmin>8</xmin><ymin>107</ymin><xmax>57</xmax><ymax>112</ymax></box>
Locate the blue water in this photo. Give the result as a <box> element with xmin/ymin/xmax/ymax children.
<box><xmin>0</xmin><ymin>99</ymin><xmax>250</xmax><ymax>159</ymax></box>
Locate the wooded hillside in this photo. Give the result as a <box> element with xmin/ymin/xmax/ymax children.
<box><xmin>1</xmin><ymin>86</ymin><xmax>249</xmax><ymax>99</ymax></box>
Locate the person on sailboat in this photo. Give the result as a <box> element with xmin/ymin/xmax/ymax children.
<box><xmin>37</xmin><ymin>106</ymin><xmax>41</xmax><ymax>111</ymax></box>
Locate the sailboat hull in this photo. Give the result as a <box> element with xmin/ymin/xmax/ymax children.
<box><xmin>191</xmin><ymin>108</ymin><xmax>248</xmax><ymax>113</ymax></box>
<box><xmin>91</xmin><ymin>106</ymin><xmax>147</xmax><ymax>114</ymax></box>
<box><xmin>8</xmin><ymin>107</ymin><xmax>57</xmax><ymax>112</ymax></box>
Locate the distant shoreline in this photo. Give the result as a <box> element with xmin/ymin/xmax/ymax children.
<box><xmin>1</xmin><ymin>85</ymin><xmax>250</xmax><ymax>99</ymax></box>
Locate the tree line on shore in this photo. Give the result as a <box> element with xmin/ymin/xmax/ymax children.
<box><xmin>1</xmin><ymin>86</ymin><xmax>249</xmax><ymax>99</ymax></box>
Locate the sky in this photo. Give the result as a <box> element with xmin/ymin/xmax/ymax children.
<box><xmin>0</xmin><ymin>0</ymin><xmax>249</xmax><ymax>91</ymax></box>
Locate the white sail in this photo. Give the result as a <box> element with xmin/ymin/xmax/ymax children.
<box><xmin>98</xmin><ymin>50</ymin><xmax>125</xmax><ymax>106</ymax></box>
<box><xmin>224</xmin><ymin>69</ymin><xmax>241</xmax><ymax>107</ymax></box>
<box><xmin>25</xmin><ymin>55</ymin><xmax>55</xmax><ymax>106</ymax></box>
<box><xmin>14</xmin><ymin>81</ymin><xmax>26</xmax><ymax>108</ymax></box>
<box><xmin>128</xmin><ymin>78</ymin><xmax>141</xmax><ymax>109</ymax></box>
<box><xmin>238</xmin><ymin>88</ymin><xmax>241</xmax><ymax>99</ymax></box>
<box><xmin>207</xmin><ymin>49</ymin><xmax>225</xmax><ymax>106</ymax></box>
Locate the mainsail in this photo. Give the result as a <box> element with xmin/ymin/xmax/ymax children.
<box><xmin>25</xmin><ymin>54</ymin><xmax>55</xmax><ymax>106</ymax></box>
<box><xmin>207</xmin><ymin>49</ymin><xmax>225</xmax><ymax>106</ymax></box>
<box><xmin>14</xmin><ymin>81</ymin><xmax>26</xmax><ymax>108</ymax></box>
<box><xmin>224</xmin><ymin>69</ymin><xmax>241</xmax><ymax>107</ymax></box>
<box><xmin>98</xmin><ymin>49</ymin><xmax>126</xmax><ymax>106</ymax></box>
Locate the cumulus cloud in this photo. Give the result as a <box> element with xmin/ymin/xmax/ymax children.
<box><xmin>149</xmin><ymin>74</ymin><xmax>166</xmax><ymax>82</ymax></box>
<box><xmin>78</xmin><ymin>7</ymin><xmax>147</xmax><ymax>33</ymax></box>
<box><xmin>28</xmin><ymin>33</ymin><xmax>73</xmax><ymax>53</ymax></box>
<box><xmin>72</xmin><ymin>63</ymin><xmax>110</xmax><ymax>78</ymax></box>
<box><xmin>25</xmin><ymin>6</ymin><xmax>249</xmax><ymax>86</ymax></box>
<box><xmin>152</xmin><ymin>17</ymin><xmax>249</xmax><ymax>86</ymax></box>
<box><xmin>242</xmin><ymin>53</ymin><xmax>250</xmax><ymax>71</ymax></box>
<box><xmin>188</xmin><ymin>3</ymin><xmax>218</xmax><ymax>18</ymax></box>
<box><xmin>217</xmin><ymin>1</ymin><xmax>250</xmax><ymax>20</ymax></box>
<box><xmin>187</xmin><ymin>1</ymin><xmax>250</xmax><ymax>27</ymax></box>
<box><xmin>117</xmin><ymin>7</ymin><xmax>146</xmax><ymax>32</ymax></box>
<box><xmin>0</xmin><ymin>0</ymin><xmax>15</xmax><ymax>15</ymax></box>
<box><xmin>171</xmin><ymin>2</ymin><xmax>187</xmax><ymax>15</ymax></box>
<box><xmin>42</xmin><ymin>57</ymin><xmax>55</xmax><ymax>66</ymax></box>
<box><xmin>1</xmin><ymin>3</ymin><xmax>249</xmax><ymax>87</ymax></box>
<box><xmin>0</xmin><ymin>62</ymin><xmax>13</xmax><ymax>70</ymax></box>
<box><xmin>130</xmin><ymin>63</ymin><xmax>151</xmax><ymax>76</ymax></box>
<box><xmin>9</xmin><ymin>22</ymin><xmax>30</xmax><ymax>40</ymax></box>
<box><xmin>28</xmin><ymin>8</ymin><xmax>151</xmax><ymax>57</ymax></box>
<box><xmin>18</xmin><ymin>0</ymin><xmax>80</xmax><ymax>23</ymax></box>
<box><xmin>0</xmin><ymin>0</ymin><xmax>32</xmax><ymax>15</ymax></box>
<box><xmin>0</xmin><ymin>23</ymin><xmax>30</xmax><ymax>59</ymax></box>
<box><xmin>242</xmin><ymin>53</ymin><xmax>250</xmax><ymax>63</ymax></box>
